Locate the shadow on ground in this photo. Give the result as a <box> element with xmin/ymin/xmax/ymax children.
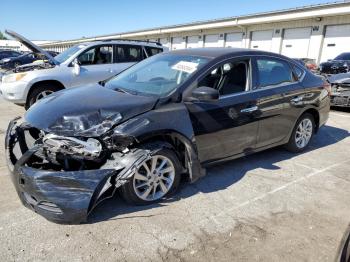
<box><xmin>88</xmin><ymin>124</ymin><xmax>349</xmax><ymax>223</ymax></box>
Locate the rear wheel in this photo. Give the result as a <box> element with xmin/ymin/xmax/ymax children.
<box><xmin>25</xmin><ymin>83</ymin><xmax>61</xmax><ymax>110</ymax></box>
<box><xmin>285</xmin><ymin>113</ymin><xmax>315</xmax><ymax>153</ymax></box>
<box><xmin>120</xmin><ymin>144</ymin><xmax>181</xmax><ymax>205</ymax></box>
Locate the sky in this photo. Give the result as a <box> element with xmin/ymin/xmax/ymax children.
<box><xmin>1</xmin><ymin>0</ymin><xmax>336</xmax><ymax>40</ymax></box>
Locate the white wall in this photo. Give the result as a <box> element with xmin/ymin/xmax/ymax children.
<box><xmin>42</xmin><ymin>12</ymin><xmax>350</xmax><ymax>64</ymax></box>
<box><xmin>0</xmin><ymin>40</ymin><xmax>52</xmax><ymax>51</ymax></box>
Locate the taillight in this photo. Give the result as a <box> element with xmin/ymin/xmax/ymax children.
<box><xmin>323</xmin><ymin>81</ymin><xmax>332</xmax><ymax>96</ymax></box>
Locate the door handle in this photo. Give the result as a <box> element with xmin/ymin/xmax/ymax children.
<box><xmin>240</xmin><ymin>106</ymin><xmax>258</xmax><ymax>113</ymax></box>
<box><xmin>290</xmin><ymin>96</ymin><xmax>304</xmax><ymax>103</ymax></box>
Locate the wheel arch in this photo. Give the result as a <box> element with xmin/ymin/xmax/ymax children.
<box><xmin>134</xmin><ymin>130</ymin><xmax>205</xmax><ymax>182</ymax></box>
<box><xmin>300</xmin><ymin>108</ymin><xmax>320</xmax><ymax>133</ymax></box>
<box><xmin>26</xmin><ymin>80</ymin><xmax>65</xmax><ymax>105</ymax></box>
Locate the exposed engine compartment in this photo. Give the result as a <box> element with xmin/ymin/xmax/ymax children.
<box><xmin>8</xmin><ymin>117</ymin><xmax>136</xmax><ymax>173</ymax></box>
<box><xmin>12</xmin><ymin>62</ymin><xmax>55</xmax><ymax>73</ymax></box>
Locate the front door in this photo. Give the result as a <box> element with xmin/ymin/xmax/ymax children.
<box><xmin>185</xmin><ymin>58</ymin><xmax>260</xmax><ymax>163</ymax></box>
<box><xmin>71</xmin><ymin>45</ymin><xmax>115</xmax><ymax>87</ymax></box>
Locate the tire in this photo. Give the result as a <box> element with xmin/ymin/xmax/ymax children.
<box><xmin>25</xmin><ymin>83</ymin><xmax>61</xmax><ymax>110</ymax></box>
<box><xmin>14</xmin><ymin>62</ymin><xmax>21</xmax><ymax>68</ymax></box>
<box><xmin>120</xmin><ymin>143</ymin><xmax>181</xmax><ymax>205</ymax></box>
<box><xmin>285</xmin><ymin>113</ymin><xmax>315</xmax><ymax>153</ymax></box>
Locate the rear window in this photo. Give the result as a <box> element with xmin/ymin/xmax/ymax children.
<box><xmin>115</xmin><ymin>45</ymin><xmax>142</xmax><ymax>63</ymax></box>
<box><xmin>145</xmin><ymin>46</ymin><xmax>163</xmax><ymax>57</ymax></box>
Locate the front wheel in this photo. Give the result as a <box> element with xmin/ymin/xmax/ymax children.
<box><xmin>25</xmin><ymin>84</ymin><xmax>60</xmax><ymax>110</ymax></box>
<box><xmin>285</xmin><ymin>113</ymin><xmax>315</xmax><ymax>153</ymax></box>
<box><xmin>120</xmin><ymin>145</ymin><xmax>181</xmax><ymax>205</ymax></box>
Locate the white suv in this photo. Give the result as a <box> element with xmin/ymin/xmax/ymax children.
<box><xmin>0</xmin><ymin>30</ymin><xmax>167</xmax><ymax>109</ymax></box>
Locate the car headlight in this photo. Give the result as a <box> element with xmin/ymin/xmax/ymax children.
<box><xmin>1</xmin><ymin>58</ymin><xmax>10</xmax><ymax>63</ymax></box>
<box><xmin>48</xmin><ymin>111</ymin><xmax>123</xmax><ymax>137</ymax></box>
<box><xmin>2</xmin><ymin>73</ymin><xmax>27</xmax><ymax>83</ymax></box>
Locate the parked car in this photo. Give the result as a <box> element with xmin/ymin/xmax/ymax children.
<box><xmin>0</xmin><ymin>50</ymin><xmax>60</xmax><ymax>70</ymax></box>
<box><xmin>6</xmin><ymin>48</ymin><xmax>330</xmax><ymax>223</ymax></box>
<box><xmin>0</xmin><ymin>30</ymin><xmax>166</xmax><ymax>109</ymax></box>
<box><xmin>0</xmin><ymin>49</ymin><xmax>22</xmax><ymax>60</ymax></box>
<box><xmin>293</xmin><ymin>58</ymin><xmax>318</xmax><ymax>73</ymax></box>
<box><xmin>319</xmin><ymin>52</ymin><xmax>350</xmax><ymax>75</ymax></box>
<box><xmin>0</xmin><ymin>52</ymin><xmax>45</xmax><ymax>70</ymax></box>
<box><xmin>327</xmin><ymin>73</ymin><xmax>350</xmax><ymax>107</ymax></box>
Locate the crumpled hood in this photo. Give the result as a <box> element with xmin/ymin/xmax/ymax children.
<box><xmin>328</xmin><ymin>73</ymin><xmax>350</xmax><ymax>85</ymax></box>
<box><xmin>25</xmin><ymin>84</ymin><xmax>158</xmax><ymax>136</ymax></box>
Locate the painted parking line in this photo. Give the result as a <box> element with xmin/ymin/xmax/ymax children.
<box><xmin>199</xmin><ymin>159</ymin><xmax>350</xmax><ymax>227</ymax></box>
<box><xmin>330</xmin><ymin>112</ymin><xmax>350</xmax><ymax>118</ymax></box>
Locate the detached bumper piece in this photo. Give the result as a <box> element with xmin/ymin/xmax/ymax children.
<box><xmin>5</xmin><ymin>118</ymin><xmax>149</xmax><ymax>224</ymax></box>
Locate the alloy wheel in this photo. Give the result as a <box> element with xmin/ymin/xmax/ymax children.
<box><xmin>295</xmin><ymin>118</ymin><xmax>313</xmax><ymax>149</ymax></box>
<box><xmin>132</xmin><ymin>155</ymin><xmax>175</xmax><ymax>201</ymax></box>
<box><xmin>35</xmin><ymin>90</ymin><xmax>54</xmax><ymax>102</ymax></box>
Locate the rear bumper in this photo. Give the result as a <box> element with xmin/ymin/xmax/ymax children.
<box><xmin>5</xmin><ymin>118</ymin><xmax>149</xmax><ymax>224</ymax></box>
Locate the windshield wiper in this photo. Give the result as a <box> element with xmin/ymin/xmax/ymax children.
<box><xmin>114</xmin><ymin>87</ymin><xmax>136</xmax><ymax>95</ymax></box>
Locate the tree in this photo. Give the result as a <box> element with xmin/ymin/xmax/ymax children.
<box><xmin>0</xmin><ymin>31</ymin><xmax>8</xmax><ymax>40</ymax></box>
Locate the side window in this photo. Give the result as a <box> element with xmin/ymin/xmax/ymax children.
<box><xmin>77</xmin><ymin>45</ymin><xmax>113</xmax><ymax>65</ymax></box>
<box><xmin>115</xmin><ymin>45</ymin><xmax>142</xmax><ymax>63</ymax></box>
<box><xmin>198</xmin><ymin>60</ymin><xmax>249</xmax><ymax>96</ymax></box>
<box><xmin>256</xmin><ymin>58</ymin><xmax>294</xmax><ymax>88</ymax></box>
<box><xmin>293</xmin><ymin>65</ymin><xmax>305</xmax><ymax>80</ymax></box>
<box><xmin>145</xmin><ymin>46</ymin><xmax>163</xmax><ymax>57</ymax></box>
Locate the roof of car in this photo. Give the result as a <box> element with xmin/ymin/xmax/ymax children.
<box><xmin>168</xmin><ymin>48</ymin><xmax>283</xmax><ymax>59</ymax></box>
<box><xmin>80</xmin><ymin>40</ymin><xmax>164</xmax><ymax>48</ymax></box>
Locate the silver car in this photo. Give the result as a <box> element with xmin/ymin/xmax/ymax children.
<box><xmin>0</xmin><ymin>30</ymin><xmax>167</xmax><ymax>109</ymax></box>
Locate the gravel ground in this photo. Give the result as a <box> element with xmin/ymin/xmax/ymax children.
<box><xmin>0</xmin><ymin>98</ymin><xmax>349</xmax><ymax>262</ymax></box>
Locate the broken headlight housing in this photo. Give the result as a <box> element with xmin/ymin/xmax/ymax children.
<box><xmin>48</xmin><ymin>111</ymin><xmax>122</xmax><ymax>137</ymax></box>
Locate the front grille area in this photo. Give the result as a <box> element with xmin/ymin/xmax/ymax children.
<box><xmin>331</xmin><ymin>96</ymin><xmax>350</xmax><ymax>106</ymax></box>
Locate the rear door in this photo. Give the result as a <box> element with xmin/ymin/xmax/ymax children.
<box><xmin>185</xmin><ymin>57</ymin><xmax>260</xmax><ymax>163</ymax></box>
<box><xmin>253</xmin><ymin>57</ymin><xmax>305</xmax><ymax>148</ymax></box>
<box><xmin>113</xmin><ymin>44</ymin><xmax>144</xmax><ymax>73</ymax></box>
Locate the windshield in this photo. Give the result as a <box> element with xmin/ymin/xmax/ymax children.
<box><xmin>334</xmin><ymin>53</ymin><xmax>350</xmax><ymax>60</ymax></box>
<box><xmin>54</xmin><ymin>44</ymin><xmax>86</xmax><ymax>64</ymax></box>
<box><xmin>105</xmin><ymin>54</ymin><xmax>210</xmax><ymax>97</ymax></box>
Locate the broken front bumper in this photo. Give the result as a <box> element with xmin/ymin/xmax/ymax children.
<box><xmin>5</xmin><ymin>118</ymin><xmax>149</xmax><ymax>224</ymax></box>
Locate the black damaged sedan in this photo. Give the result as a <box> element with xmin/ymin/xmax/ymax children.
<box><xmin>6</xmin><ymin>48</ymin><xmax>330</xmax><ymax>224</ymax></box>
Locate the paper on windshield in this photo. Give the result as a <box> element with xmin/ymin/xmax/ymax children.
<box><xmin>172</xmin><ymin>61</ymin><xmax>199</xmax><ymax>74</ymax></box>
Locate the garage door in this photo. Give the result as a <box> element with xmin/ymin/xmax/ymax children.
<box><xmin>225</xmin><ymin>33</ymin><xmax>243</xmax><ymax>48</ymax></box>
<box><xmin>204</xmin><ymin>34</ymin><xmax>220</xmax><ymax>47</ymax></box>
<box><xmin>187</xmin><ymin>36</ymin><xmax>200</xmax><ymax>48</ymax></box>
<box><xmin>160</xmin><ymin>38</ymin><xmax>170</xmax><ymax>48</ymax></box>
<box><xmin>321</xmin><ymin>24</ymin><xmax>350</xmax><ymax>62</ymax></box>
<box><xmin>251</xmin><ymin>30</ymin><xmax>273</xmax><ymax>52</ymax></box>
<box><xmin>172</xmin><ymin>37</ymin><xmax>186</xmax><ymax>50</ymax></box>
<box><xmin>281</xmin><ymin>27</ymin><xmax>311</xmax><ymax>58</ymax></box>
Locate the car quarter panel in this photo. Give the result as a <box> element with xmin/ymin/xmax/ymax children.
<box><xmin>111</xmin><ymin>102</ymin><xmax>206</xmax><ymax>181</ymax></box>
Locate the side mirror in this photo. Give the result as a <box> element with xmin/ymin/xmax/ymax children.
<box><xmin>72</xmin><ymin>58</ymin><xmax>80</xmax><ymax>76</ymax></box>
<box><xmin>192</xmin><ymin>86</ymin><xmax>219</xmax><ymax>102</ymax></box>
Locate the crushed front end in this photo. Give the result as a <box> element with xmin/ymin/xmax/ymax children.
<box><xmin>5</xmin><ymin>117</ymin><xmax>150</xmax><ymax>224</ymax></box>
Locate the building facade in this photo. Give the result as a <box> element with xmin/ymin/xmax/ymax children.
<box><xmin>0</xmin><ymin>40</ymin><xmax>52</xmax><ymax>51</ymax></box>
<box><xmin>40</xmin><ymin>1</ymin><xmax>350</xmax><ymax>63</ymax></box>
